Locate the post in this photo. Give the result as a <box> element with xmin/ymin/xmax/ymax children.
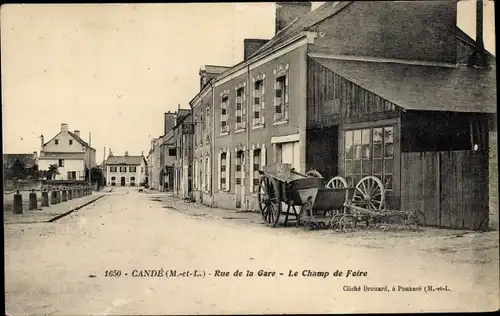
<box><xmin>51</xmin><ymin>188</ymin><xmax>58</xmax><ymax>204</ymax></box>
<box><xmin>13</xmin><ymin>190</ymin><xmax>23</xmax><ymax>214</ymax></box>
<box><xmin>56</xmin><ymin>188</ymin><xmax>61</xmax><ymax>203</ymax></box>
<box><xmin>61</xmin><ymin>187</ymin><xmax>67</xmax><ymax>202</ymax></box>
<box><xmin>29</xmin><ymin>189</ymin><xmax>38</xmax><ymax>210</ymax></box>
<box><xmin>41</xmin><ymin>189</ymin><xmax>49</xmax><ymax>207</ymax></box>
<box><xmin>68</xmin><ymin>187</ymin><xmax>73</xmax><ymax>200</ymax></box>
<box><xmin>89</xmin><ymin>132</ymin><xmax>92</xmax><ymax>189</ymax></box>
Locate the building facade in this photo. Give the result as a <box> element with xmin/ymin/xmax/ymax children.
<box><xmin>38</xmin><ymin>123</ymin><xmax>96</xmax><ymax>180</ymax></box>
<box><xmin>105</xmin><ymin>151</ymin><xmax>147</xmax><ymax>186</ymax></box>
<box><xmin>152</xmin><ymin>1</ymin><xmax>497</xmax><ymax>229</ymax></box>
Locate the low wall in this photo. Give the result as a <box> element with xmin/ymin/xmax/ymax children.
<box><xmin>4</xmin><ymin>180</ymin><xmax>41</xmax><ymax>192</ymax></box>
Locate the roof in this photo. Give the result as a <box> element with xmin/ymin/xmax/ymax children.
<box><xmin>247</xmin><ymin>2</ymin><xmax>350</xmax><ymax>60</ymax></box>
<box><xmin>106</xmin><ymin>155</ymin><xmax>145</xmax><ymax>165</ymax></box>
<box><xmin>3</xmin><ymin>154</ymin><xmax>37</xmax><ymax>168</ymax></box>
<box><xmin>204</xmin><ymin>65</ymin><xmax>232</xmax><ymax>74</ymax></box>
<box><xmin>43</xmin><ymin>131</ymin><xmax>95</xmax><ymax>150</ymax></box>
<box><xmin>311</xmin><ymin>56</ymin><xmax>497</xmax><ymax>113</ymax></box>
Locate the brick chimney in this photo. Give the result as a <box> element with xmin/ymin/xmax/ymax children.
<box><xmin>164</xmin><ymin>111</ymin><xmax>177</xmax><ymax>134</ymax></box>
<box><xmin>468</xmin><ymin>0</ymin><xmax>490</xmax><ymax>69</ymax></box>
<box><xmin>61</xmin><ymin>123</ymin><xmax>68</xmax><ymax>132</ymax></box>
<box><xmin>275</xmin><ymin>2</ymin><xmax>311</xmax><ymax>35</ymax></box>
<box><xmin>74</xmin><ymin>130</ymin><xmax>80</xmax><ymax>137</ymax></box>
<box><xmin>244</xmin><ymin>39</ymin><xmax>269</xmax><ymax>60</ymax></box>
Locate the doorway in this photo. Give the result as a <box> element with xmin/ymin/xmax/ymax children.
<box><xmin>120</xmin><ymin>176</ymin><xmax>126</xmax><ymax>186</ymax></box>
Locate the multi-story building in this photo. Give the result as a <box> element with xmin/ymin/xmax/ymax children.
<box><xmin>164</xmin><ymin>1</ymin><xmax>497</xmax><ymax>229</ymax></box>
<box><xmin>38</xmin><ymin>123</ymin><xmax>96</xmax><ymax>180</ymax></box>
<box><xmin>105</xmin><ymin>151</ymin><xmax>147</xmax><ymax>186</ymax></box>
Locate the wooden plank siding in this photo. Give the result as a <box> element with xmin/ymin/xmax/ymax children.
<box><xmin>401</xmin><ymin>150</ymin><xmax>489</xmax><ymax>230</ymax></box>
<box><xmin>306</xmin><ymin>58</ymin><xmax>399</xmax><ymax>129</ymax></box>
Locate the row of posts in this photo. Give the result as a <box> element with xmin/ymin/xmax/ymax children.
<box><xmin>12</xmin><ymin>185</ymin><xmax>93</xmax><ymax>214</ymax></box>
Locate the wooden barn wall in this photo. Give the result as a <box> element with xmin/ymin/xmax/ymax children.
<box><xmin>401</xmin><ymin>150</ymin><xmax>489</xmax><ymax>230</ymax></box>
<box><xmin>306</xmin><ymin>58</ymin><xmax>399</xmax><ymax>129</ymax></box>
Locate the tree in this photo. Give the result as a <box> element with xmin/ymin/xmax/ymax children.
<box><xmin>46</xmin><ymin>164</ymin><xmax>59</xmax><ymax>180</ymax></box>
<box><xmin>11</xmin><ymin>159</ymin><xmax>26</xmax><ymax>180</ymax></box>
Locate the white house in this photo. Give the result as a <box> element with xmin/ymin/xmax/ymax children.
<box><xmin>38</xmin><ymin>123</ymin><xmax>96</xmax><ymax>180</ymax></box>
<box><xmin>105</xmin><ymin>151</ymin><xmax>147</xmax><ymax>186</ymax></box>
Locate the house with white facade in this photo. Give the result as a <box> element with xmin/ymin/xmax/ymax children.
<box><xmin>38</xmin><ymin>123</ymin><xmax>96</xmax><ymax>180</ymax></box>
<box><xmin>105</xmin><ymin>151</ymin><xmax>147</xmax><ymax>186</ymax></box>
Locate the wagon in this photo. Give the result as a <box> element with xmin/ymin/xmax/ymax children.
<box><xmin>257</xmin><ymin>163</ymin><xmax>348</xmax><ymax>228</ymax></box>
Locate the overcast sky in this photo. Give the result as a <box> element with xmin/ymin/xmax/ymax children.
<box><xmin>1</xmin><ymin>1</ymin><xmax>496</xmax><ymax>164</ymax></box>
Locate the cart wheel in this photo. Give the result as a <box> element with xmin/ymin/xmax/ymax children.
<box><xmin>330</xmin><ymin>213</ymin><xmax>343</xmax><ymax>231</ymax></box>
<box><xmin>306</xmin><ymin>170</ymin><xmax>323</xmax><ymax>178</ymax></box>
<box><xmin>258</xmin><ymin>175</ymin><xmax>281</xmax><ymax>227</ymax></box>
<box><xmin>407</xmin><ymin>210</ymin><xmax>426</xmax><ymax>231</ymax></box>
<box><xmin>339</xmin><ymin>214</ymin><xmax>356</xmax><ymax>233</ymax></box>
<box><xmin>352</xmin><ymin>176</ymin><xmax>385</xmax><ymax>211</ymax></box>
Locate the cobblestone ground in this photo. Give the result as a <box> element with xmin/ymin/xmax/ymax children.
<box><xmin>4</xmin><ymin>187</ymin><xmax>499</xmax><ymax>315</ymax></box>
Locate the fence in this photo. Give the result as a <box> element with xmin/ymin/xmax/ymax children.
<box><xmin>401</xmin><ymin>150</ymin><xmax>489</xmax><ymax>231</ymax></box>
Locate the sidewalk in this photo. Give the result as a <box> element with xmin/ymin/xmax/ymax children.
<box><xmin>146</xmin><ymin>190</ymin><xmax>499</xmax><ymax>264</ymax></box>
<box><xmin>3</xmin><ymin>192</ymin><xmax>107</xmax><ymax>225</ymax></box>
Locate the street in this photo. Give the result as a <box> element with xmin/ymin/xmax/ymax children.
<box><xmin>5</xmin><ymin>187</ymin><xmax>499</xmax><ymax>315</ymax></box>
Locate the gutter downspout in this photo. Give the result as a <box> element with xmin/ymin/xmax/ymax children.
<box><xmin>246</xmin><ymin>64</ymin><xmax>251</xmax><ymax>211</ymax></box>
<box><xmin>210</xmin><ymin>80</ymin><xmax>216</xmax><ymax>207</ymax></box>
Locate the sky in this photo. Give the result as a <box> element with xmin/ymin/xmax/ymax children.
<box><xmin>1</xmin><ymin>1</ymin><xmax>496</xmax><ymax>164</ymax></box>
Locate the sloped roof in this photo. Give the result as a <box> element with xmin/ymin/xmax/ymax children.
<box><xmin>43</xmin><ymin>131</ymin><xmax>95</xmax><ymax>150</ymax></box>
<box><xmin>106</xmin><ymin>155</ymin><xmax>144</xmax><ymax>165</ymax></box>
<box><xmin>3</xmin><ymin>154</ymin><xmax>37</xmax><ymax>168</ymax></box>
<box><xmin>247</xmin><ymin>2</ymin><xmax>351</xmax><ymax>60</ymax></box>
<box><xmin>311</xmin><ymin>56</ymin><xmax>497</xmax><ymax>113</ymax></box>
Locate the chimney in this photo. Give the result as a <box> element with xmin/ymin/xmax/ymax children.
<box><xmin>61</xmin><ymin>123</ymin><xmax>68</xmax><ymax>132</ymax></box>
<box><xmin>275</xmin><ymin>2</ymin><xmax>311</xmax><ymax>35</ymax></box>
<box><xmin>40</xmin><ymin>134</ymin><xmax>44</xmax><ymax>152</ymax></box>
<box><xmin>125</xmin><ymin>151</ymin><xmax>129</xmax><ymax>156</ymax></box>
<box><xmin>74</xmin><ymin>130</ymin><xmax>80</xmax><ymax>137</ymax></box>
<box><xmin>468</xmin><ymin>0</ymin><xmax>490</xmax><ymax>69</ymax></box>
<box><xmin>109</xmin><ymin>148</ymin><xmax>113</xmax><ymax>157</ymax></box>
<box><xmin>164</xmin><ymin>111</ymin><xmax>176</xmax><ymax>134</ymax></box>
<box><xmin>199</xmin><ymin>67</ymin><xmax>208</xmax><ymax>91</ymax></box>
<box><xmin>244</xmin><ymin>39</ymin><xmax>269</xmax><ymax>60</ymax></box>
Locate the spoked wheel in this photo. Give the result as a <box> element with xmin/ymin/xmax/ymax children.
<box><xmin>306</xmin><ymin>170</ymin><xmax>323</xmax><ymax>178</ymax></box>
<box><xmin>330</xmin><ymin>213</ymin><xmax>343</xmax><ymax>231</ymax></box>
<box><xmin>407</xmin><ymin>210</ymin><xmax>426</xmax><ymax>231</ymax></box>
<box><xmin>339</xmin><ymin>214</ymin><xmax>356</xmax><ymax>233</ymax></box>
<box><xmin>326</xmin><ymin>176</ymin><xmax>349</xmax><ymax>206</ymax></box>
<box><xmin>258</xmin><ymin>175</ymin><xmax>281</xmax><ymax>227</ymax></box>
<box><xmin>352</xmin><ymin>176</ymin><xmax>385</xmax><ymax>211</ymax></box>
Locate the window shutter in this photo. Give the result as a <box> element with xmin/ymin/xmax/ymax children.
<box><xmin>261</xmin><ymin>145</ymin><xmax>266</xmax><ymax>170</ymax></box>
<box><xmin>249</xmin><ymin>149</ymin><xmax>254</xmax><ymax>193</ymax></box>
<box><xmin>217</xmin><ymin>152</ymin><xmax>221</xmax><ymax>191</ymax></box>
<box><xmin>207</xmin><ymin>156</ymin><xmax>211</xmax><ymax>193</ymax></box>
<box><xmin>226</xmin><ymin>149</ymin><xmax>231</xmax><ymax>192</ymax></box>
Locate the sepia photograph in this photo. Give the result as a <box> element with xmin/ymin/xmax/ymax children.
<box><xmin>2</xmin><ymin>1</ymin><xmax>498</xmax><ymax>314</ymax></box>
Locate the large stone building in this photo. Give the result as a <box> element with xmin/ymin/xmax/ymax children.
<box><xmin>105</xmin><ymin>151</ymin><xmax>147</xmax><ymax>187</ymax></box>
<box><xmin>38</xmin><ymin>123</ymin><xmax>96</xmax><ymax>180</ymax></box>
<box><xmin>152</xmin><ymin>1</ymin><xmax>497</xmax><ymax>230</ymax></box>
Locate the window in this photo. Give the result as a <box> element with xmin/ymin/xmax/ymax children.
<box><xmin>111</xmin><ymin>176</ymin><xmax>116</xmax><ymax>180</ymax></box>
<box><xmin>67</xmin><ymin>171</ymin><xmax>76</xmax><ymax>180</ymax></box>
<box><xmin>141</xmin><ymin>167</ymin><xmax>144</xmax><ymax>172</ymax></box>
<box><xmin>69</xmin><ymin>140</ymin><xmax>73</xmax><ymax>145</ymax></box>
<box><xmin>58</xmin><ymin>159</ymin><xmax>64</xmax><ymax>167</ymax></box>
<box><xmin>220</xmin><ymin>152</ymin><xmax>227</xmax><ymax>191</ymax></box>
<box><xmin>169</xmin><ymin>148</ymin><xmax>176</xmax><ymax>156</ymax></box>
<box><xmin>235</xmin><ymin>151</ymin><xmax>244</xmax><ymax>185</ymax></box>
<box><xmin>131</xmin><ymin>177</ymin><xmax>135</xmax><ymax>180</ymax></box>
<box><xmin>110</xmin><ymin>166</ymin><xmax>117</xmax><ymax>172</ymax></box>
<box><xmin>206</xmin><ymin>106</ymin><xmax>210</xmax><ymax>135</ymax></box>
<box><xmin>253</xmin><ymin>79</ymin><xmax>265</xmax><ymax>126</ymax></box>
<box><xmin>220</xmin><ymin>95</ymin><xmax>229</xmax><ymax>134</ymax></box>
<box><xmin>120</xmin><ymin>166</ymin><xmax>127</xmax><ymax>172</ymax></box>
<box><xmin>274</xmin><ymin>75</ymin><xmax>288</xmax><ymax>122</ymax></box>
<box><xmin>252</xmin><ymin>149</ymin><xmax>261</xmax><ymax>192</ymax></box>
<box><xmin>129</xmin><ymin>166</ymin><xmax>137</xmax><ymax>172</ymax></box>
<box><xmin>344</xmin><ymin>126</ymin><xmax>394</xmax><ymax>190</ymax></box>
<box><xmin>55</xmin><ymin>139</ymin><xmax>59</xmax><ymax>145</ymax></box>
<box><xmin>235</xmin><ymin>87</ymin><xmax>246</xmax><ymax>130</ymax></box>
